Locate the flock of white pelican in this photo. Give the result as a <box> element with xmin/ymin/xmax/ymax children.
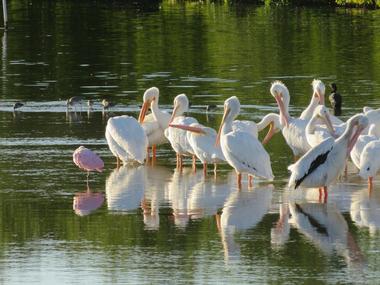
<box><xmin>105</xmin><ymin>80</ymin><xmax>380</xmax><ymax>199</ymax></box>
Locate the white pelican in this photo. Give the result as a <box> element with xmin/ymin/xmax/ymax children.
<box><xmin>257</xmin><ymin>113</ymin><xmax>282</xmax><ymax>145</ymax></box>
<box><xmin>138</xmin><ymin>87</ymin><xmax>171</xmax><ymax>161</ymax></box>
<box><xmin>271</xmin><ymin>81</ymin><xmax>311</xmax><ymax>157</ymax></box>
<box><xmin>350</xmin><ymin>124</ymin><xmax>378</xmax><ymax>170</ymax></box>
<box><xmin>168</xmin><ymin>122</ymin><xmax>225</xmax><ymax>175</ymax></box>
<box><xmin>363</xmin><ymin>107</ymin><xmax>380</xmax><ymax>135</ymax></box>
<box><xmin>105</xmin><ymin>115</ymin><xmax>148</xmax><ymax>165</ymax></box>
<box><xmin>165</xmin><ymin>94</ymin><xmax>198</xmax><ymax>170</ymax></box>
<box><xmin>300</xmin><ymin>79</ymin><xmax>325</xmax><ymax>120</ymax></box>
<box><xmin>301</xmin><ymin>79</ymin><xmax>343</xmax><ymax>125</ymax></box>
<box><xmin>359</xmin><ymin>140</ymin><xmax>380</xmax><ymax>189</ymax></box>
<box><xmin>288</xmin><ymin>114</ymin><xmax>368</xmax><ymax>200</ymax></box>
<box><xmin>216</xmin><ymin>96</ymin><xmax>274</xmax><ymax>188</ymax></box>
<box><xmin>306</xmin><ymin>105</ymin><xmax>336</xmax><ymax>147</ymax></box>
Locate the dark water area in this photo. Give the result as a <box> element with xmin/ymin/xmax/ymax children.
<box><xmin>1</xmin><ymin>1</ymin><xmax>380</xmax><ymax>283</ymax></box>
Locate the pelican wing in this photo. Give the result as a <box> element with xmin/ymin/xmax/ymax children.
<box><xmin>106</xmin><ymin>115</ymin><xmax>148</xmax><ymax>164</ymax></box>
<box><xmin>288</xmin><ymin>137</ymin><xmax>334</xmax><ymax>189</ymax></box>
<box><xmin>165</xmin><ymin>116</ymin><xmax>197</xmax><ymax>155</ymax></box>
<box><xmin>232</xmin><ymin>120</ymin><xmax>258</xmax><ymax>138</ymax></box>
<box><xmin>224</xmin><ymin>130</ymin><xmax>274</xmax><ymax>180</ymax></box>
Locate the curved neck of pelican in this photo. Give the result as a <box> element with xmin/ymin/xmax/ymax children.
<box><xmin>300</xmin><ymin>95</ymin><xmax>319</xmax><ymax>120</ymax></box>
<box><xmin>257</xmin><ymin>113</ymin><xmax>279</xmax><ymax>132</ymax></box>
<box><xmin>150</xmin><ymin>97</ymin><xmax>168</xmax><ymax>127</ymax></box>
<box><xmin>305</xmin><ymin>114</ymin><xmax>320</xmax><ymax>135</ymax></box>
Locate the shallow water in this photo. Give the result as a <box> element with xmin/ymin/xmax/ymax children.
<box><xmin>1</xmin><ymin>1</ymin><xmax>380</xmax><ymax>284</ymax></box>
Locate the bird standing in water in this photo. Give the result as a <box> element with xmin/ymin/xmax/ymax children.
<box><xmin>102</xmin><ymin>99</ymin><xmax>116</xmax><ymax>110</ymax></box>
<box><xmin>73</xmin><ymin>146</ymin><xmax>104</xmax><ymax>181</ymax></box>
<box><xmin>13</xmin><ymin>101</ymin><xmax>24</xmax><ymax>110</ymax></box>
<box><xmin>329</xmin><ymin>83</ymin><xmax>342</xmax><ymax>116</ymax></box>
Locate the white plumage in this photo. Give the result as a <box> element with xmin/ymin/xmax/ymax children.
<box><xmin>105</xmin><ymin>115</ymin><xmax>148</xmax><ymax>164</ymax></box>
<box><xmin>186</xmin><ymin>123</ymin><xmax>225</xmax><ymax>164</ymax></box>
<box><xmin>306</xmin><ymin>105</ymin><xmax>336</xmax><ymax>147</ymax></box>
<box><xmin>217</xmin><ymin>96</ymin><xmax>274</xmax><ymax>186</ymax></box>
<box><xmin>288</xmin><ymin>114</ymin><xmax>368</xmax><ymax>191</ymax></box>
<box><xmin>350</xmin><ymin>124</ymin><xmax>378</xmax><ymax>170</ymax></box>
<box><xmin>359</xmin><ymin>140</ymin><xmax>380</xmax><ymax>183</ymax></box>
<box><xmin>138</xmin><ymin>87</ymin><xmax>171</xmax><ymax>159</ymax></box>
<box><xmin>270</xmin><ymin>81</ymin><xmax>311</xmax><ymax>156</ymax></box>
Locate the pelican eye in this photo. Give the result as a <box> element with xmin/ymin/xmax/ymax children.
<box><xmin>367</xmin><ymin>167</ymin><xmax>370</xmax><ymax>171</ymax></box>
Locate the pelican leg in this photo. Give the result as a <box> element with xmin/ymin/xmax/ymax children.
<box><xmin>323</xmin><ymin>186</ymin><xmax>328</xmax><ymax>203</ymax></box>
<box><xmin>192</xmin><ymin>155</ymin><xmax>197</xmax><ymax>172</ymax></box>
<box><xmin>86</xmin><ymin>171</ymin><xmax>90</xmax><ymax>182</ymax></box>
<box><xmin>176</xmin><ymin>153</ymin><xmax>179</xmax><ymax>169</ymax></box>
<box><xmin>237</xmin><ymin>172</ymin><xmax>242</xmax><ymax>189</ymax></box>
<box><xmin>248</xmin><ymin>175</ymin><xmax>253</xmax><ymax>188</ymax></box>
<box><xmin>116</xmin><ymin>157</ymin><xmax>121</xmax><ymax>168</ymax></box>
<box><xmin>152</xmin><ymin>144</ymin><xmax>157</xmax><ymax>161</ymax></box>
<box><xmin>146</xmin><ymin>147</ymin><xmax>150</xmax><ymax>163</ymax></box>
<box><xmin>179</xmin><ymin>156</ymin><xmax>183</xmax><ymax>172</ymax></box>
<box><xmin>368</xmin><ymin>177</ymin><xmax>373</xmax><ymax>194</ymax></box>
<box><xmin>203</xmin><ymin>163</ymin><xmax>207</xmax><ymax>176</ymax></box>
<box><xmin>214</xmin><ymin>163</ymin><xmax>217</xmax><ymax>176</ymax></box>
<box><xmin>215</xmin><ymin>214</ymin><xmax>221</xmax><ymax>232</ymax></box>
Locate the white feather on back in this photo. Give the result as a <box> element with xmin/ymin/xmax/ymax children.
<box><xmin>288</xmin><ymin>137</ymin><xmax>335</xmax><ymax>189</ymax></box>
<box><xmin>232</xmin><ymin>120</ymin><xmax>258</xmax><ymax>138</ymax></box>
<box><xmin>221</xmin><ymin>130</ymin><xmax>274</xmax><ymax>180</ymax></box>
<box><xmin>186</xmin><ymin>123</ymin><xmax>225</xmax><ymax>164</ymax></box>
<box><xmin>165</xmin><ymin>116</ymin><xmax>198</xmax><ymax>156</ymax></box>
<box><xmin>105</xmin><ymin>115</ymin><xmax>148</xmax><ymax>164</ymax></box>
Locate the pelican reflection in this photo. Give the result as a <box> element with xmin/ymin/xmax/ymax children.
<box><xmin>218</xmin><ymin>185</ymin><xmax>273</xmax><ymax>263</ymax></box>
<box><xmin>141</xmin><ymin>166</ymin><xmax>172</xmax><ymax>230</ymax></box>
<box><xmin>351</xmin><ymin>187</ymin><xmax>380</xmax><ymax>235</ymax></box>
<box><xmin>106</xmin><ymin>165</ymin><xmax>145</xmax><ymax>213</ymax></box>
<box><xmin>273</xmin><ymin>202</ymin><xmax>364</xmax><ymax>266</ymax></box>
<box><xmin>165</xmin><ymin>167</ymin><xmax>203</xmax><ymax>228</ymax></box>
<box><xmin>73</xmin><ymin>184</ymin><xmax>104</xmax><ymax>216</ymax></box>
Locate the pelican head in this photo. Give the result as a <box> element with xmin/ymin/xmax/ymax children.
<box><xmin>314</xmin><ymin>105</ymin><xmax>335</xmax><ymax>135</ymax></box>
<box><xmin>270</xmin><ymin>81</ymin><xmax>290</xmax><ymax>126</ymax></box>
<box><xmin>312</xmin><ymin>79</ymin><xmax>325</xmax><ymax>105</ymax></box>
<box><xmin>169</xmin><ymin>94</ymin><xmax>189</xmax><ymax>123</ymax></box>
<box><xmin>346</xmin><ymin>114</ymin><xmax>369</xmax><ymax>155</ymax></box>
<box><xmin>216</xmin><ymin>96</ymin><xmax>240</xmax><ymax>145</ymax></box>
<box><xmin>138</xmin><ymin>87</ymin><xmax>159</xmax><ymax>123</ymax></box>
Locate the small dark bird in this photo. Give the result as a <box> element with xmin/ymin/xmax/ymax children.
<box><xmin>13</xmin><ymin>102</ymin><xmax>24</xmax><ymax>110</ymax></box>
<box><xmin>206</xmin><ymin>104</ymin><xmax>217</xmax><ymax>111</ymax></box>
<box><xmin>102</xmin><ymin>99</ymin><xmax>116</xmax><ymax>110</ymax></box>
<box><xmin>67</xmin><ymin>96</ymin><xmax>83</xmax><ymax>108</ymax></box>
<box><xmin>329</xmin><ymin>83</ymin><xmax>342</xmax><ymax>116</ymax></box>
<box><xmin>87</xmin><ymin>99</ymin><xmax>93</xmax><ymax>109</ymax></box>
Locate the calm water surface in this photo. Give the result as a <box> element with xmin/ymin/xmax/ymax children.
<box><xmin>1</xmin><ymin>1</ymin><xmax>380</xmax><ymax>284</ymax></box>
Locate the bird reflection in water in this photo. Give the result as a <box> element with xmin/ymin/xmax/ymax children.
<box><xmin>351</xmin><ymin>187</ymin><xmax>380</xmax><ymax>236</ymax></box>
<box><xmin>73</xmin><ymin>184</ymin><xmax>104</xmax><ymax>217</ymax></box>
<box><xmin>66</xmin><ymin>109</ymin><xmax>82</xmax><ymax>124</ymax></box>
<box><xmin>216</xmin><ymin>185</ymin><xmax>273</xmax><ymax>263</ymax></box>
<box><xmin>272</xmin><ymin>201</ymin><xmax>364</xmax><ymax>267</ymax></box>
<box><xmin>106</xmin><ymin>165</ymin><xmax>145</xmax><ymax>213</ymax></box>
<box><xmin>187</xmin><ymin>174</ymin><xmax>233</xmax><ymax>220</ymax></box>
<box><xmin>141</xmin><ymin>166</ymin><xmax>172</xmax><ymax>230</ymax></box>
<box><xmin>165</xmin><ymin>167</ymin><xmax>203</xmax><ymax>228</ymax></box>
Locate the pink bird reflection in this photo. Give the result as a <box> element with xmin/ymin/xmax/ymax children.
<box><xmin>73</xmin><ymin>187</ymin><xmax>105</xmax><ymax>216</ymax></box>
